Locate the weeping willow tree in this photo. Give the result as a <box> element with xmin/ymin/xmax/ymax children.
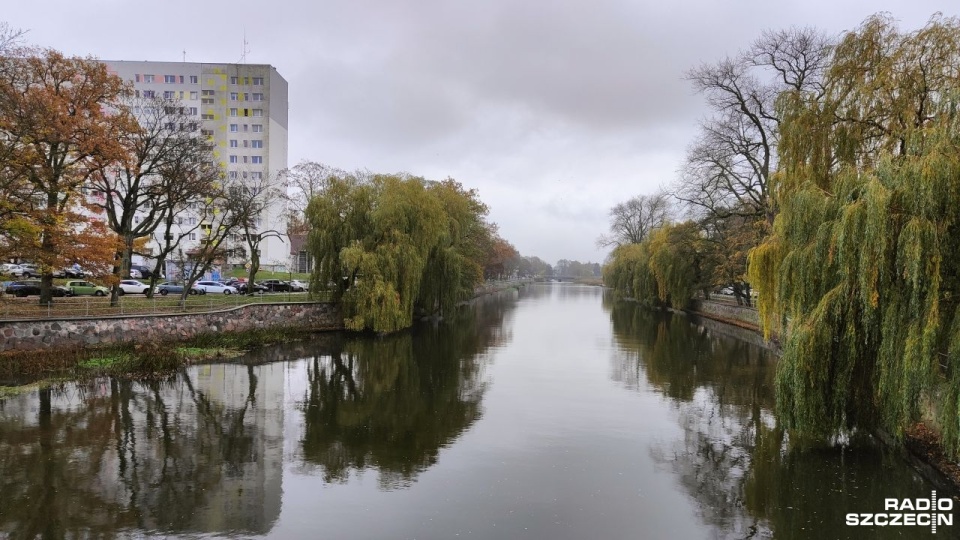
<box><xmin>416</xmin><ymin>180</ymin><xmax>489</xmax><ymax>318</ymax></box>
<box><xmin>603</xmin><ymin>220</ymin><xmax>713</xmax><ymax>309</ymax></box>
<box><xmin>647</xmin><ymin>222</ymin><xmax>710</xmax><ymax>308</ymax></box>
<box><xmin>603</xmin><ymin>242</ymin><xmax>659</xmax><ymax>306</ymax></box>
<box><xmin>306</xmin><ymin>173</ymin><xmax>494</xmax><ymax>333</ymax></box>
<box><xmin>748</xmin><ymin>14</ymin><xmax>960</xmax><ymax>455</ymax></box>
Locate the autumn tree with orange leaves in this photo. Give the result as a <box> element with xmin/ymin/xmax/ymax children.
<box><xmin>0</xmin><ymin>49</ymin><xmax>136</xmax><ymax>304</ymax></box>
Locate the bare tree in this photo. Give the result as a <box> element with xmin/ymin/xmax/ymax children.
<box><xmin>675</xmin><ymin>27</ymin><xmax>832</xmax><ymax>226</ymax></box>
<box><xmin>90</xmin><ymin>96</ymin><xmax>210</xmax><ymax>304</ymax></box>
<box><xmin>596</xmin><ymin>191</ymin><xmax>671</xmax><ymax>248</ymax></box>
<box><xmin>227</xmin><ymin>173</ymin><xmax>284</xmax><ymax>292</ymax></box>
<box><xmin>283</xmin><ymin>161</ymin><xmax>346</xmax><ymax>221</ymax></box>
<box><xmin>147</xmin><ymin>142</ymin><xmax>223</xmax><ymax>297</ymax></box>
<box><xmin>0</xmin><ymin>22</ymin><xmax>26</xmax><ymax>54</ymax></box>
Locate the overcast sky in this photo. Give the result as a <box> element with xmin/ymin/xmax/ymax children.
<box><xmin>5</xmin><ymin>1</ymin><xmax>956</xmax><ymax>265</ymax></box>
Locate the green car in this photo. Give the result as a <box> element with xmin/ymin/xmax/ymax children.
<box><xmin>65</xmin><ymin>280</ymin><xmax>109</xmax><ymax>297</ymax></box>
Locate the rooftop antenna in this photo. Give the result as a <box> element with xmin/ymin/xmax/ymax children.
<box><xmin>182</xmin><ymin>49</ymin><xmax>187</xmax><ymax>62</ymax></box>
<box><xmin>240</xmin><ymin>29</ymin><xmax>250</xmax><ymax>64</ymax></box>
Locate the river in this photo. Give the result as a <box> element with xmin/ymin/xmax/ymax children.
<box><xmin>0</xmin><ymin>284</ymin><xmax>955</xmax><ymax>539</ymax></box>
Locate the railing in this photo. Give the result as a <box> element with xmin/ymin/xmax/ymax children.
<box><xmin>0</xmin><ymin>290</ymin><xmax>332</xmax><ymax>321</ymax></box>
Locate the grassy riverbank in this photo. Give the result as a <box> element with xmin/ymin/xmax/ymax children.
<box><xmin>0</xmin><ymin>326</ymin><xmax>315</xmax><ymax>395</ymax></box>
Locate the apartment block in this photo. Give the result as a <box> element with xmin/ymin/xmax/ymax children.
<box><xmin>103</xmin><ymin>60</ymin><xmax>290</xmax><ymax>275</ymax></box>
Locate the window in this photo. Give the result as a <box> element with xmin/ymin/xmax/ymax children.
<box><xmin>244</xmin><ymin>77</ymin><xmax>250</xmax><ymax>85</ymax></box>
<box><xmin>251</xmin><ymin>140</ymin><xmax>263</xmax><ymax>148</ymax></box>
<box><xmin>188</xmin><ymin>217</ymin><xmax>197</xmax><ymax>225</ymax></box>
<box><xmin>201</xmin><ymin>129</ymin><xmax>213</xmax><ymax>137</ymax></box>
<box><xmin>187</xmin><ymin>107</ymin><xmax>197</xmax><ymax>115</ymax></box>
<box><xmin>229</xmin><ymin>140</ymin><xmax>238</xmax><ymax>147</ymax></box>
<box><xmin>164</xmin><ymin>122</ymin><xmax>175</xmax><ymax>131</ymax></box>
<box><xmin>230</xmin><ymin>76</ymin><xmax>238</xmax><ymax>84</ymax></box>
<box><xmin>229</xmin><ymin>108</ymin><xmax>238</xmax><ymax>117</ymax></box>
<box><xmin>252</xmin><ymin>93</ymin><xmax>264</xmax><ymax>101</ymax></box>
<box><xmin>201</xmin><ymin>113</ymin><xmax>214</xmax><ymax>120</ymax></box>
<box><xmin>230</xmin><ymin>92</ymin><xmax>239</xmax><ymax>101</ymax></box>
<box><xmin>253</xmin><ymin>77</ymin><xmax>264</xmax><ymax>85</ymax></box>
<box><xmin>243</xmin><ymin>140</ymin><xmax>249</xmax><ymax>148</ymax></box>
<box><xmin>134</xmin><ymin>74</ymin><xmax>141</xmax><ymax>82</ymax></box>
<box><xmin>163</xmin><ymin>91</ymin><xmax>174</xmax><ymax>99</ymax></box>
<box><xmin>190</xmin><ymin>91</ymin><xmax>198</xmax><ymax>100</ymax></box>
<box><xmin>201</xmin><ymin>90</ymin><xmax>214</xmax><ymax>96</ymax></box>
<box><xmin>189</xmin><ymin>232</ymin><xmax>197</xmax><ymax>241</ymax></box>
<box><xmin>229</xmin><ymin>155</ymin><xmax>238</xmax><ymax>163</ymax></box>
<box><xmin>229</xmin><ymin>124</ymin><xmax>238</xmax><ymax>132</ymax></box>
<box><xmin>142</xmin><ymin>90</ymin><xmax>155</xmax><ymax>98</ymax></box>
<box><xmin>252</xmin><ymin>124</ymin><xmax>263</xmax><ymax>132</ymax></box>
<box><xmin>164</xmin><ymin>75</ymin><xmax>176</xmax><ymax>83</ymax></box>
<box><xmin>252</xmin><ymin>172</ymin><xmax>263</xmax><ymax>180</ymax></box>
<box><xmin>243</xmin><ymin>124</ymin><xmax>249</xmax><ymax>132</ymax></box>
<box><xmin>242</xmin><ymin>156</ymin><xmax>248</xmax><ymax>163</ymax></box>
<box><xmin>242</xmin><ymin>171</ymin><xmax>248</xmax><ymax>178</ymax></box>
<box><xmin>190</xmin><ymin>75</ymin><xmax>198</xmax><ymax>84</ymax></box>
<box><xmin>252</xmin><ymin>109</ymin><xmax>263</xmax><ymax>117</ymax></box>
<box><xmin>201</xmin><ymin>98</ymin><xmax>214</xmax><ymax>105</ymax></box>
<box><xmin>228</xmin><ymin>171</ymin><xmax>238</xmax><ymax>179</ymax></box>
<box><xmin>179</xmin><ymin>75</ymin><xmax>185</xmax><ymax>83</ymax></box>
<box><xmin>143</xmin><ymin>74</ymin><xmax>154</xmax><ymax>83</ymax></box>
<box><xmin>176</xmin><ymin>216</ymin><xmax>183</xmax><ymax>225</ymax></box>
<box><xmin>251</xmin><ymin>156</ymin><xmax>263</xmax><ymax>164</ymax></box>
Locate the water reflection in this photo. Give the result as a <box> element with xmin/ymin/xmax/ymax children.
<box><xmin>0</xmin><ymin>288</ymin><xmax>518</xmax><ymax>538</ymax></box>
<box><xmin>0</xmin><ymin>364</ymin><xmax>285</xmax><ymax>538</ymax></box>
<box><xmin>606</xmin><ymin>297</ymin><xmax>953</xmax><ymax>539</ymax></box>
<box><xmin>298</xmin><ymin>292</ymin><xmax>514</xmax><ymax>488</ymax></box>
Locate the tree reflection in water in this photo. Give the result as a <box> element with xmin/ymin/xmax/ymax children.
<box><xmin>0</xmin><ymin>364</ymin><xmax>284</xmax><ymax>538</ymax></box>
<box><xmin>605</xmin><ymin>297</ymin><xmax>952</xmax><ymax>539</ymax></box>
<box><xmin>299</xmin><ymin>289</ymin><xmax>516</xmax><ymax>489</ymax></box>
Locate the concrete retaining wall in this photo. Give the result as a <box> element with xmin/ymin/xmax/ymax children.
<box><xmin>0</xmin><ymin>302</ymin><xmax>341</xmax><ymax>353</ymax></box>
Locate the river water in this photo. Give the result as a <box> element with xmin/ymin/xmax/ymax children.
<box><xmin>0</xmin><ymin>284</ymin><xmax>955</xmax><ymax>539</ymax></box>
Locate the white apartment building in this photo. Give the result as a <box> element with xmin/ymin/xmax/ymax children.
<box><xmin>103</xmin><ymin>60</ymin><xmax>289</xmax><ymax>276</ymax></box>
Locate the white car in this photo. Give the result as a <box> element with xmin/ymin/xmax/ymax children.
<box><xmin>196</xmin><ymin>281</ymin><xmax>238</xmax><ymax>295</ymax></box>
<box><xmin>118</xmin><ymin>279</ymin><xmax>152</xmax><ymax>295</ymax></box>
<box><xmin>1</xmin><ymin>263</ymin><xmax>24</xmax><ymax>277</ymax></box>
<box><xmin>289</xmin><ymin>279</ymin><xmax>309</xmax><ymax>292</ymax></box>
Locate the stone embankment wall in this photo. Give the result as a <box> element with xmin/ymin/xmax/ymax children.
<box><xmin>472</xmin><ymin>279</ymin><xmax>531</xmax><ymax>298</ymax></box>
<box><xmin>687</xmin><ymin>299</ymin><xmax>760</xmax><ymax>330</ymax></box>
<box><xmin>0</xmin><ymin>302</ymin><xmax>341</xmax><ymax>353</ymax></box>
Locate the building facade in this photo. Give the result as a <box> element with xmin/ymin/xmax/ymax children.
<box><xmin>102</xmin><ymin>61</ymin><xmax>289</xmax><ymax>275</ymax></box>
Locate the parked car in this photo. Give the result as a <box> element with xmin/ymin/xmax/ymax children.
<box><xmin>18</xmin><ymin>263</ymin><xmax>40</xmax><ymax>278</ymax></box>
<box><xmin>131</xmin><ymin>265</ymin><xmax>161</xmax><ymax>279</ymax></box>
<box><xmin>53</xmin><ymin>266</ymin><xmax>85</xmax><ymax>279</ymax></box>
<box><xmin>260</xmin><ymin>279</ymin><xmax>291</xmax><ymax>292</ymax></box>
<box><xmin>65</xmin><ymin>280</ymin><xmax>110</xmax><ymax>296</ymax></box>
<box><xmin>4</xmin><ymin>280</ymin><xmax>71</xmax><ymax>298</ymax></box>
<box><xmin>236</xmin><ymin>281</ymin><xmax>268</xmax><ymax>294</ymax></box>
<box><xmin>1</xmin><ymin>264</ymin><xmax>24</xmax><ymax>277</ymax></box>
<box><xmin>288</xmin><ymin>279</ymin><xmax>309</xmax><ymax>292</ymax></box>
<box><xmin>195</xmin><ymin>281</ymin><xmax>238</xmax><ymax>295</ymax></box>
<box><xmin>118</xmin><ymin>279</ymin><xmax>152</xmax><ymax>295</ymax></box>
<box><xmin>156</xmin><ymin>281</ymin><xmax>205</xmax><ymax>296</ymax></box>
